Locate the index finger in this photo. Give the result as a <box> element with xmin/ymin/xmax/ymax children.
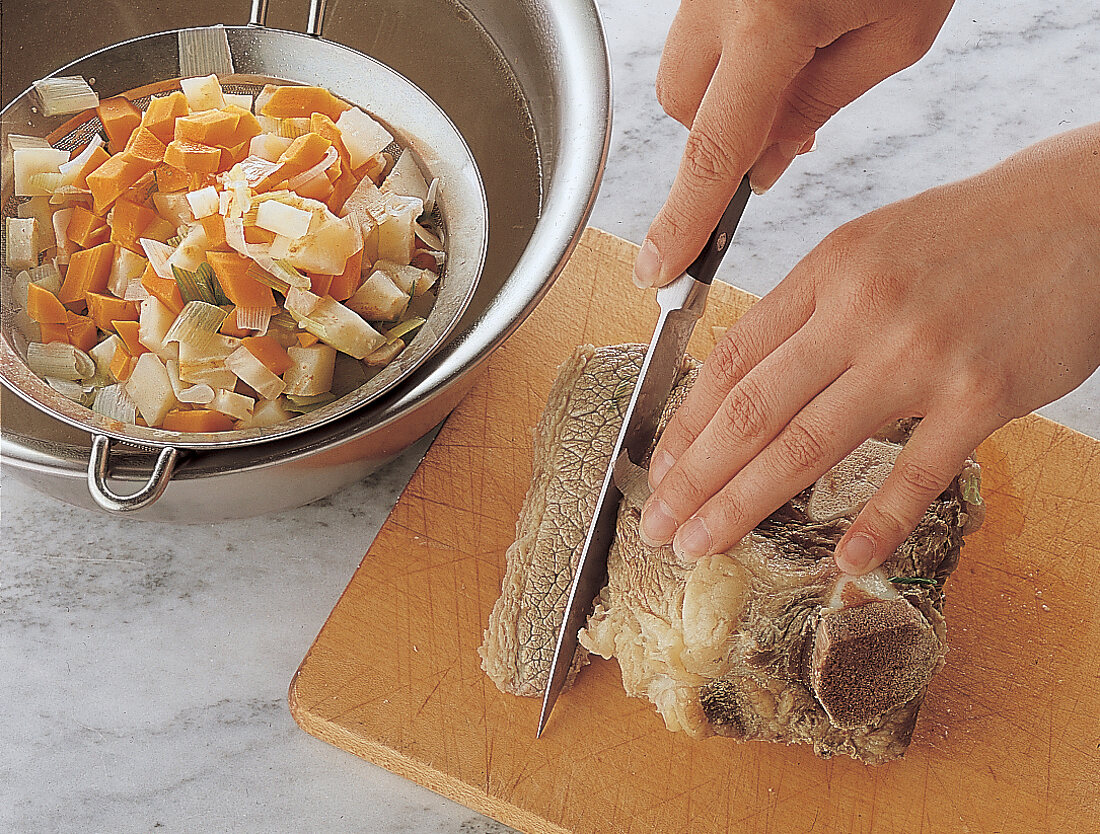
<box><xmin>635</xmin><ymin>42</ymin><xmax>810</xmax><ymax>288</ymax></box>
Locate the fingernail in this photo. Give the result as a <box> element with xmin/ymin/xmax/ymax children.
<box><xmin>798</xmin><ymin>135</ymin><xmax>817</xmax><ymax>155</ymax></box>
<box><xmin>748</xmin><ymin>140</ymin><xmax>802</xmax><ymax>195</ymax></box>
<box><xmin>640</xmin><ymin>498</ymin><xmax>677</xmax><ymax>546</ymax></box>
<box><xmin>836</xmin><ymin>534</ymin><xmax>876</xmax><ymax>574</ymax></box>
<box><xmin>673</xmin><ymin>516</ymin><xmax>712</xmax><ymax>561</ymax></box>
<box><xmin>633</xmin><ymin>238</ymin><xmax>662</xmax><ymax>288</ymax></box>
<box><xmin>648</xmin><ymin>450</ymin><xmax>676</xmax><ymax>488</ymax></box>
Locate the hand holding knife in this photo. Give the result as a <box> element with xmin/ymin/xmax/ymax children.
<box><xmin>537</xmin><ymin>176</ymin><xmax>753</xmax><ymax>736</ymax></box>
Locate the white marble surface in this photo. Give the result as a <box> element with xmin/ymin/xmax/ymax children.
<box><xmin>2</xmin><ymin>2</ymin><xmax>1098</xmax><ymax>833</ymax></box>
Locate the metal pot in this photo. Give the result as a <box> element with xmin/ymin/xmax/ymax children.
<box><xmin>0</xmin><ymin>0</ymin><xmax>611</xmax><ymax>520</ymax></box>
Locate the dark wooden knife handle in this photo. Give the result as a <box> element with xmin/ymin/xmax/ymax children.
<box><xmin>685</xmin><ymin>175</ymin><xmax>752</xmax><ymax>286</ymax></box>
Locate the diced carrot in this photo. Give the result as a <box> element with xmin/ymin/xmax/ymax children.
<box><xmin>142</xmin><ymin>215</ymin><xmax>177</xmax><ymax>243</ymax></box>
<box><xmin>59</xmin><ymin>242</ymin><xmax>114</xmax><ymax>303</ymax></box>
<box><xmin>241</xmin><ymin>334</ymin><xmax>293</xmax><ymax>375</ymax></box>
<box><xmin>358</xmin><ymin>152</ymin><xmax>388</xmax><ymax>185</ymax></box>
<box><xmin>310</xmin><ymin>113</ymin><xmax>351</xmax><ymax>165</ymax></box>
<box><xmin>71</xmin><ymin>145</ymin><xmax>111</xmax><ymax>190</ymax></box>
<box><xmin>66</xmin><ymin>311</ymin><xmax>99</xmax><ymax>353</ymax></box>
<box><xmin>164</xmin><ymin>140</ymin><xmax>222</xmax><ymax>174</ymax></box>
<box><xmin>219</xmin><ymin>141</ymin><xmax>250</xmax><ymax>172</ymax></box>
<box><xmin>97</xmin><ymin>96</ymin><xmax>142</xmax><ymax>151</ymax></box>
<box><xmin>275</xmin><ymin>132</ymin><xmax>332</xmax><ymax>182</ymax></box>
<box><xmin>326</xmin><ymin>171</ymin><xmax>358</xmax><ymax>215</ymax></box>
<box><xmin>162</xmin><ymin>409</ymin><xmax>235</xmax><ymax>432</ymax></box>
<box><xmin>85</xmin><ymin>291</ymin><xmax>139</xmax><ymax>331</ymax></box>
<box><xmin>260</xmin><ymin>86</ymin><xmax>350</xmax><ymax>122</ymax></box>
<box><xmin>174</xmin><ymin>109</ymin><xmax>240</xmax><ymax>146</ymax></box>
<box><xmin>190</xmin><ymin>173</ymin><xmax>217</xmax><ymax>191</ymax></box>
<box><xmin>219</xmin><ymin>307</ymin><xmax>250</xmax><ymax>338</ymax></box>
<box><xmin>244</xmin><ymin>225</ymin><xmax>277</xmax><ymax>245</ymax></box>
<box><xmin>295</xmin><ymin>172</ymin><xmax>334</xmax><ymax>202</ymax></box>
<box><xmin>123</xmin><ymin>127</ymin><xmax>167</xmax><ymax>171</ymax></box>
<box><xmin>26</xmin><ymin>283</ymin><xmax>69</xmax><ymax>324</ymax></box>
<box><xmin>86</xmin><ymin>154</ymin><xmax>146</xmax><ymax>215</ymax></box>
<box><xmin>297</xmin><ymin>332</ymin><xmax>320</xmax><ymax>347</ymax></box>
<box><xmin>110</xmin><ymin>345</ymin><xmax>135</xmax><ymax>382</ymax></box>
<box><xmin>112</xmin><ymin>319</ymin><xmax>148</xmax><ymax>356</ymax></box>
<box><xmin>141</xmin><ymin>91</ymin><xmax>189</xmax><ymax>144</ymax></box>
<box><xmin>109</xmin><ymin>199</ymin><xmax>157</xmax><ymax>253</ymax></box>
<box><xmin>40</xmin><ymin>322</ymin><xmax>71</xmax><ymax>344</ymax></box>
<box><xmin>199</xmin><ymin>214</ymin><xmax>229</xmax><ymax>251</ymax></box>
<box><xmin>121</xmin><ymin>169</ymin><xmax>158</xmax><ymax>206</ymax></box>
<box><xmin>140</xmin><ymin>264</ymin><xmax>184</xmax><ymax>315</ymax></box>
<box><xmin>206</xmin><ymin>252</ymin><xmax>276</xmax><ymax>309</ymax></box>
<box><xmin>308</xmin><ymin>272</ymin><xmax>334</xmax><ymax>297</ymax></box>
<box><xmin>153</xmin><ymin>163</ymin><xmax>191</xmax><ymax>193</ymax></box>
<box><xmin>66</xmin><ymin>205</ymin><xmax>110</xmax><ymax>248</ymax></box>
<box><xmin>223</xmin><ymin>105</ymin><xmax>263</xmax><ymax>146</ymax></box>
<box><xmin>325</xmin><ymin>246</ymin><xmax>363</xmax><ymax>301</ymax></box>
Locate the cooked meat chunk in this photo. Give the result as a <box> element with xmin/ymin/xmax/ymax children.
<box><xmin>481</xmin><ymin>344</ymin><xmax>983</xmax><ymax>763</ymax></box>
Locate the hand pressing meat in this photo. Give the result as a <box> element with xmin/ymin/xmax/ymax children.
<box><xmin>639</xmin><ymin>123</ymin><xmax>1100</xmax><ymax>575</ymax></box>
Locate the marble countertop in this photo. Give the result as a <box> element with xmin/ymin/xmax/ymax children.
<box><xmin>3</xmin><ymin>2</ymin><xmax>1097</xmax><ymax>832</ymax></box>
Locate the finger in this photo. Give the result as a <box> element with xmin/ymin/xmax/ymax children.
<box><xmin>641</xmin><ymin>318</ymin><xmax>842</xmax><ymax>548</ymax></box>
<box><xmin>635</xmin><ymin>46</ymin><xmax>810</xmax><ymax>288</ymax></box>
<box><xmin>668</xmin><ymin>370</ymin><xmax>891</xmax><ymax>561</ymax></box>
<box><xmin>656</xmin><ymin>5</ymin><xmax>721</xmax><ymax>128</ymax></box>
<box><xmin>834</xmin><ymin>410</ymin><xmax>1002</xmax><ymax>575</ymax></box>
<box><xmin>649</xmin><ymin>269</ymin><xmax>817</xmax><ymax>489</ymax></box>
<box><xmin>749</xmin><ymin>16</ymin><xmax>947</xmax><ymax>195</ymax></box>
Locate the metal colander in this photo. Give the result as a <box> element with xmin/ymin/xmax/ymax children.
<box><xmin>0</xmin><ymin>2</ymin><xmax>488</xmax><ymax>510</ymax></box>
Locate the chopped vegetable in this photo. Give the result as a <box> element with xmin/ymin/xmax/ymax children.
<box><xmin>283</xmin><ymin>343</ymin><xmax>336</xmax><ymax>396</ymax></box>
<box><xmin>6</xmin><ymin>217</ymin><xmax>39</xmax><ymax>270</ymax></box>
<box><xmin>27</xmin><ymin>341</ymin><xmax>95</xmax><ymax>380</ymax></box>
<box><xmin>336</xmin><ymin>107</ymin><xmax>393</xmax><ymax>169</ymax></box>
<box><xmin>162</xmin><ymin>408</ymin><xmax>234</xmax><ymax>432</ymax></box>
<box><xmin>96</xmin><ymin>96</ymin><xmax>142</xmax><ymax>149</ymax></box>
<box><xmin>164</xmin><ymin>300</ymin><xmax>228</xmax><ymax>349</ymax></box>
<box><xmin>179</xmin><ymin>74</ymin><xmax>226</xmax><ymax>111</ymax></box>
<box><xmin>125</xmin><ymin>353</ymin><xmax>178</xmax><ymax>427</ymax></box>
<box><xmin>58</xmin><ymin>241</ymin><xmax>114</xmax><ymax>303</ymax></box>
<box><xmin>209</xmin><ymin>388</ymin><xmax>254</xmax><ymax>421</ymax></box>
<box><xmin>33</xmin><ymin>76</ymin><xmax>99</xmax><ymax>116</ymax></box>
<box><xmin>241</xmin><ymin>334</ymin><xmax>293</xmax><ymax>375</ymax></box>
<box><xmin>138</xmin><ymin>296</ymin><xmax>179</xmax><ymax>360</ymax></box>
<box><xmin>346</xmin><ymin>271</ymin><xmax>408</xmax><ymax>321</ymax></box>
<box><xmin>92</xmin><ymin>383</ymin><xmax>138</xmax><ymax>422</ymax></box>
<box><xmin>27</xmin><ymin>283</ymin><xmax>70</xmax><ymax>323</ymax></box>
<box><xmin>225</xmin><ymin>345</ymin><xmax>286</xmax><ymax>399</ymax></box>
<box><xmin>13</xmin><ymin>147</ymin><xmax>70</xmax><ymax>197</ymax></box>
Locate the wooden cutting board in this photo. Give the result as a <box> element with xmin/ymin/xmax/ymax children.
<box><xmin>290</xmin><ymin>228</ymin><xmax>1100</xmax><ymax>834</ymax></box>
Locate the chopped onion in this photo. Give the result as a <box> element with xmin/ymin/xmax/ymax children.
<box><xmin>423</xmin><ymin>177</ymin><xmax>440</xmax><ymax>216</ymax></box>
<box><xmin>141</xmin><ymin>238</ymin><xmax>176</xmax><ymax>280</ymax></box>
<box><xmin>92</xmin><ymin>384</ymin><xmax>138</xmax><ymax>423</ymax></box>
<box><xmin>165</xmin><ymin>301</ymin><xmax>228</xmax><ymax>349</ymax></box>
<box><xmin>287</xmin><ymin>147</ymin><xmax>339</xmax><ymax>191</ymax></box>
<box><xmin>27</xmin><ymin>341</ymin><xmax>95</xmax><ymax>380</ymax></box>
<box><xmin>14</xmin><ymin>147</ymin><xmax>70</xmax><ymax>197</ymax></box>
<box><xmin>225</xmin><ymin>346</ymin><xmax>286</xmax><ymax>400</ymax></box>
<box><xmin>384</xmin><ymin>316</ymin><xmax>426</xmax><ymax>344</ymax></box>
<box><xmin>33</xmin><ymin>76</ymin><xmax>99</xmax><ymax>116</ymax></box>
<box><xmin>8</xmin><ymin>134</ymin><xmax>53</xmax><ymax>151</ymax></box>
<box><xmin>165</xmin><ymin>360</ymin><xmax>216</xmax><ymax>404</ymax></box>
<box><xmin>233</xmin><ymin>306</ymin><xmax>272</xmax><ymax>333</ymax></box>
<box><xmin>210</xmin><ymin>388</ymin><xmax>254</xmax><ymax>421</ymax></box>
<box><xmin>413</xmin><ymin>223</ymin><xmax>444</xmax><ymax>250</ymax></box>
<box><xmin>58</xmin><ymin>135</ymin><xmax>105</xmax><ymax>185</ymax></box>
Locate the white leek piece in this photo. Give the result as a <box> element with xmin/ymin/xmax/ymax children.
<box><xmin>13</xmin><ymin>147</ymin><xmax>70</xmax><ymax>197</ymax></box>
<box><xmin>423</xmin><ymin>177</ymin><xmax>440</xmax><ymax>216</ymax></box>
<box><xmin>164</xmin><ymin>301</ymin><xmax>228</xmax><ymax>349</ymax></box>
<box><xmin>58</xmin><ymin>135</ymin><xmax>105</xmax><ymax>186</ymax></box>
<box><xmin>166</xmin><ymin>224</ymin><xmax>210</xmax><ymax>274</ymax></box>
<box><xmin>17</xmin><ymin>197</ymin><xmax>58</xmax><ymax>251</ymax></box>
<box><xmin>22</xmin><ymin>261</ymin><xmax>64</xmax><ymax>296</ymax></box>
<box><xmin>413</xmin><ymin>223</ymin><xmax>444</xmax><ymax>252</ymax></box>
<box><xmin>125</xmin><ymin>353</ymin><xmax>178</xmax><ymax>427</ymax></box>
<box><xmin>165</xmin><ymin>360</ymin><xmax>217</xmax><ymax>404</ymax></box>
<box><xmin>209</xmin><ymin>388</ymin><xmax>254</xmax><ymax>421</ymax></box>
<box><xmin>45</xmin><ymin>376</ymin><xmax>88</xmax><ymax>401</ymax></box>
<box><xmin>53</xmin><ymin>208</ymin><xmax>75</xmax><ymax>264</ymax></box>
<box><xmin>237</xmin><ymin>397</ymin><xmax>291</xmax><ymax>429</ymax></box>
<box><xmin>225</xmin><ymin>346</ymin><xmax>286</xmax><ymax>399</ymax></box>
<box><xmin>256</xmin><ymin>199</ymin><xmax>312</xmax><ymax>239</ymax></box>
<box><xmin>383</xmin><ymin>316</ymin><xmax>426</xmax><ymax>344</ymax></box>
<box><xmin>152</xmin><ymin>191</ymin><xmax>195</xmax><ymax>227</ymax></box>
<box><xmin>179</xmin><ymin>74</ymin><xmax>225</xmax><ymax>111</ymax></box>
<box><xmin>27</xmin><ymin>341</ymin><xmax>95</xmax><ymax>380</ymax></box>
<box><xmin>297</xmin><ymin>297</ymin><xmax>386</xmax><ymax>360</ymax></box>
<box><xmin>140</xmin><ymin>238</ymin><xmax>176</xmax><ymax>280</ymax></box>
<box><xmin>363</xmin><ymin>338</ymin><xmax>404</xmax><ymax>367</ymax></box>
<box><xmin>122</xmin><ymin>276</ymin><xmax>150</xmax><ymax>301</ymax></box>
<box><xmin>283</xmin><ymin>344</ymin><xmax>336</xmax><ymax>396</ymax></box>
<box><xmin>6</xmin><ymin>218</ymin><xmax>39</xmax><ymax>270</ymax></box>
<box><xmin>8</xmin><ymin>134</ymin><xmax>53</xmax><ymax>151</ymax></box>
<box><xmin>108</xmin><ymin>248</ymin><xmax>148</xmax><ymax>297</ymax></box>
<box><xmin>178</xmin><ymin>335</ymin><xmax>239</xmax><ymax>389</ymax></box>
<box><xmin>233</xmin><ymin>306</ymin><xmax>272</xmax><ymax>333</ymax></box>
<box><xmin>336</xmin><ymin>107</ymin><xmax>393</xmax><ymax>169</ymax></box>
<box><xmin>33</xmin><ymin>76</ymin><xmax>99</xmax><ymax>116</ymax></box>
<box><xmin>92</xmin><ymin>384</ymin><xmax>138</xmax><ymax>423</ymax></box>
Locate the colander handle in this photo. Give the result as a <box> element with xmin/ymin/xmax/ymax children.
<box><xmin>250</xmin><ymin>0</ymin><xmax>328</xmax><ymax>37</ymax></box>
<box><xmin>87</xmin><ymin>435</ymin><xmax>180</xmax><ymax>513</ymax></box>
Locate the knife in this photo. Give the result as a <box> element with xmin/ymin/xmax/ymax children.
<box><xmin>536</xmin><ymin>176</ymin><xmax>753</xmax><ymax>737</ymax></box>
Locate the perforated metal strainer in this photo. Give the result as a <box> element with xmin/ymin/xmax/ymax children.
<box><xmin>0</xmin><ymin>0</ymin><xmax>488</xmax><ymax>511</ymax></box>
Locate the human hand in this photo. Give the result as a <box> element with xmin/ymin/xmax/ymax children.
<box><xmin>633</xmin><ymin>0</ymin><xmax>954</xmax><ymax>289</ymax></box>
<box><xmin>638</xmin><ymin>124</ymin><xmax>1100</xmax><ymax>573</ymax></box>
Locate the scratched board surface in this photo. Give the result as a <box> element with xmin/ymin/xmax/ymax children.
<box><xmin>290</xmin><ymin>228</ymin><xmax>1100</xmax><ymax>834</ymax></box>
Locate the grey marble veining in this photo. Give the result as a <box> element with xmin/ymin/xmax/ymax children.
<box><xmin>3</xmin><ymin>2</ymin><xmax>1098</xmax><ymax>833</ymax></box>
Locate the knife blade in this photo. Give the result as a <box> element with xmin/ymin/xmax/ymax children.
<box><xmin>536</xmin><ymin>176</ymin><xmax>752</xmax><ymax>737</ymax></box>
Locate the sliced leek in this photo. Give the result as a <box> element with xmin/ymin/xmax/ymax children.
<box><xmin>33</xmin><ymin>76</ymin><xmax>99</xmax><ymax>116</ymax></box>
<box><xmin>165</xmin><ymin>301</ymin><xmax>228</xmax><ymax>349</ymax></box>
<box><xmin>27</xmin><ymin>342</ymin><xmax>95</xmax><ymax>380</ymax></box>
